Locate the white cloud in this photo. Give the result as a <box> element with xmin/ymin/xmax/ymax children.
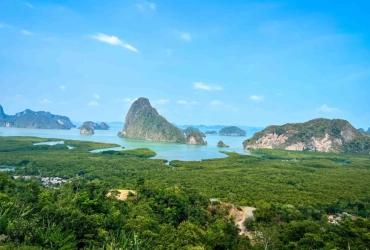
<box><xmin>87</xmin><ymin>100</ymin><xmax>99</xmax><ymax>106</ymax></box>
<box><xmin>24</xmin><ymin>2</ymin><xmax>34</xmax><ymax>8</ymax></box>
<box><xmin>250</xmin><ymin>95</ymin><xmax>264</xmax><ymax>101</ymax></box>
<box><xmin>177</xmin><ymin>100</ymin><xmax>198</xmax><ymax>105</ymax></box>
<box><xmin>180</xmin><ymin>32</ymin><xmax>191</xmax><ymax>41</ymax></box>
<box><xmin>91</xmin><ymin>33</ymin><xmax>138</xmax><ymax>52</ymax></box>
<box><xmin>59</xmin><ymin>85</ymin><xmax>66</xmax><ymax>91</ymax></box>
<box><xmin>316</xmin><ymin>104</ymin><xmax>340</xmax><ymax>113</ymax></box>
<box><xmin>209</xmin><ymin>100</ymin><xmax>224</xmax><ymax>106</ymax></box>
<box><xmin>276</xmin><ymin>93</ymin><xmax>282</xmax><ymax>96</ymax></box>
<box><xmin>21</xmin><ymin>30</ymin><xmax>33</xmax><ymax>35</ymax></box>
<box><xmin>193</xmin><ymin>82</ymin><xmax>222</xmax><ymax>91</ymax></box>
<box><xmin>136</xmin><ymin>1</ymin><xmax>156</xmax><ymax>11</ymax></box>
<box><xmin>93</xmin><ymin>94</ymin><xmax>100</xmax><ymax>99</ymax></box>
<box><xmin>39</xmin><ymin>99</ymin><xmax>52</xmax><ymax>104</ymax></box>
<box><xmin>154</xmin><ymin>99</ymin><xmax>170</xmax><ymax>104</ymax></box>
<box><xmin>15</xmin><ymin>94</ymin><xmax>23</xmax><ymax>98</ymax></box>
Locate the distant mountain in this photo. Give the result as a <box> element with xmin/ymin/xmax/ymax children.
<box><xmin>174</xmin><ymin>124</ymin><xmax>263</xmax><ymax>134</ymax></box>
<box><xmin>205</xmin><ymin>131</ymin><xmax>217</xmax><ymax>135</ymax></box>
<box><xmin>174</xmin><ymin>124</ymin><xmax>227</xmax><ymax>131</ymax></box>
<box><xmin>118</xmin><ymin>98</ymin><xmax>186</xmax><ymax>143</ymax></box>
<box><xmin>0</xmin><ymin>105</ymin><xmax>75</xmax><ymax>129</ymax></box>
<box><xmin>244</xmin><ymin>118</ymin><xmax>370</xmax><ymax>154</ymax></box>
<box><xmin>81</xmin><ymin>121</ymin><xmax>109</xmax><ymax>130</ymax></box>
<box><xmin>219</xmin><ymin>126</ymin><xmax>246</xmax><ymax>136</ymax></box>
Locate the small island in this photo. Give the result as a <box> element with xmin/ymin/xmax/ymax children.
<box><xmin>219</xmin><ymin>126</ymin><xmax>246</xmax><ymax>136</ymax></box>
<box><xmin>205</xmin><ymin>131</ymin><xmax>217</xmax><ymax>135</ymax></box>
<box><xmin>81</xmin><ymin>121</ymin><xmax>109</xmax><ymax>130</ymax></box>
<box><xmin>80</xmin><ymin>124</ymin><xmax>94</xmax><ymax>135</ymax></box>
<box><xmin>217</xmin><ymin>140</ymin><xmax>229</xmax><ymax>148</ymax></box>
<box><xmin>186</xmin><ymin>132</ymin><xmax>207</xmax><ymax>145</ymax></box>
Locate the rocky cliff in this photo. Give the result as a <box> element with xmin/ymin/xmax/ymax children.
<box><xmin>219</xmin><ymin>126</ymin><xmax>246</xmax><ymax>136</ymax></box>
<box><xmin>80</xmin><ymin>124</ymin><xmax>94</xmax><ymax>135</ymax></box>
<box><xmin>217</xmin><ymin>140</ymin><xmax>229</xmax><ymax>148</ymax></box>
<box><xmin>118</xmin><ymin>98</ymin><xmax>186</xmax><ymax>143</ymax></box>
<box><xmin>243</xmin><ymin>118</ymin><xmax>370</xmax><ymax>154</ymax></box>
<box><xmin>0</xmin><ymin>105</ymin><xmax>75</xmax><ymax>129</ymax></box>
<box><xmin>186</xmin><ymin>132</ymin><xmax>207</xmax><ymax>145</ymax></box>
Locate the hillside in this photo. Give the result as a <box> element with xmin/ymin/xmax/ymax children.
<box><xmin>219</xmin><ymin>126</ymin><xmax>246</xmax><ymax>136</ymax></box>
<box><xmin>0</xmin><ymin>105</ymin><xmax>75</xmax><ymax>129</ymax></box>
<box><xmin>243</xmin><ymin>118</ymin><xmax>370</xmax><ymax>154</ymax></box>
<box><xmin>118</xmin><ymin>98</ymin><xmax>186</xmax><ymax>143</ymax></box>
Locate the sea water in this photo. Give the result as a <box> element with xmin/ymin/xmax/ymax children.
<box><xmin>0</xmin><ymin>126</ymin><xmax>261</xmax><ymax>162</ymax></box>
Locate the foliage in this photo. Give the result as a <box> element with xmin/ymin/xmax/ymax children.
<box><xmin>0</xmin><ymin>136</ymin><xmax>370</xmax><ymax>248</ymax></box>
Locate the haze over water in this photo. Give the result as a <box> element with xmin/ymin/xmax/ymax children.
<box><xmin>0</xmin><ymin>125</ymin><xmax>261</xmax><ymax>162</ymax></box>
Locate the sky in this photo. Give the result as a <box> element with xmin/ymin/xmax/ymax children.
<box><xmin>0</xmin><ymin>0</ymin><xmax>369</xmax><ymax>128</ymax></box>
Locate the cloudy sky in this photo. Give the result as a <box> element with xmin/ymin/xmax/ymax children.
<box><xmin>0</xmin><ymin>0</ymin><xmax>369</xmax><ymax>127</ymax></box>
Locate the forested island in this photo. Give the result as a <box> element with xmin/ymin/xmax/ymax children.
<box><xmin>244</xmin><ymin>118</ymin><xmax>370</xmax><ymax>153</ymax></box>
<box><xmin>0</xmin><ymin>105</ymin><xmax>75</xmax><ymax>129</ymax></box>
<box><xmin>0</xmin><ymin>136</ymin><xmax>369</xmax><ymax>249</ymax></box>
<box><xmin>118</xmin><ymin>98</ymin><xmax>206</xmax><ymax>145</ymax></box>
<box><xmin>219</xmin><ymin>126</ymin><xmax>246</xmax><ymax>136</ymax></box>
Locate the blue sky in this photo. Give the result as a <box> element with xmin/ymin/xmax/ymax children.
<box><xmin>0</xmin><ymin>0</ymin><xmax>369</xmax><ymax>127</ymax></box>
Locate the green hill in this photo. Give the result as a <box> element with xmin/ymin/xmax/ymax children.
<box><xmin>118</xmin><ymin>98</ymin><xmax>186</xmax><ymax>143</ymax></box>
<box><xmin>244</xmin><ymin>118</ymin><xmax>370</xmax><ymax>154</ymax></box>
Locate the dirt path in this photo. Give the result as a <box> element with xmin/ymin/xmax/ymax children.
<box><xmin>107</xmin><ymin>189</ymin><xmax>136</xmax><ymax>200</ymax></box>
<box><xmin>225</xmin><ymin>203</ymin><xmax>256</xmax><ymax>235</ymax></box>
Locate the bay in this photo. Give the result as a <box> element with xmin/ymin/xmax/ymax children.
<box><xmin>0</xmin><ymin>125</ymin><xmax>261</xmax><ymax>162</ymax></box>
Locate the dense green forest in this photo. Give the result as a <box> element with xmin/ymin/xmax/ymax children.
<box><xmin>0</xmin><ymin>136</ymin><xmax>370</xmax><ymax>249</ymax></box>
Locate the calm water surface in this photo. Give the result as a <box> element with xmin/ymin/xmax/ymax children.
<box><xmin>0</xmin><ymin>126</ymin><xmax>260</xmax><ymax>161</ymax></box>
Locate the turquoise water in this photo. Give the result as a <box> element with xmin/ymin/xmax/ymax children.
<box><xmin>0</xmin><ymin>166</ymin><xmax>16</xmax><ymax>171</ymax></box>
<box><xmin>0</xmin><ymin>126</ymin><xmax>260</xmax><ymax>161</ymax></box>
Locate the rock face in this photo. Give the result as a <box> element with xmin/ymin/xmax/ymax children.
<box><xmin>80</xmin><ymin>124</ymin><xmax>94</xmax><ymax>135</ymax></box>
<box><xmin>243</xmin><ymin>118</ymin><xmax>370</xmax><ymax>154</ymax></box>
<box><xmin>205</xmin><ymin>131</ymin><xmax>217</xmax><ymax>135</ymax></box>
<box><xmin>186</xmin><ymin>132</ymin><xmax>207</xmax><ymax>145</ymax></box>
<box><xmin>183</xmin><ymin>127</ymin><xmax>206</xmax><ymax>137</ymax></box>
<box><xmin>0</xmin><ymin>105</ymin><xmax>75</xmax><ymax>129</ymax></box>
<box><xmin>81</xmin><ymin>121</ymin><xmax>109</xmax><ymax>130</ymax></box>
<box><xmin>217</xmin><ymin>140</ymin><xmax>229</xmax><ymax>148</ymax></box>
<box><xmin>118</xmin><ymin>98</ymin><xmax>186</xmax><ymax>143</ymax></box>
<box><xmin>219</xmin><ymin>126</ymin><xmax>246</xmax><ymax>136</ymax></box>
